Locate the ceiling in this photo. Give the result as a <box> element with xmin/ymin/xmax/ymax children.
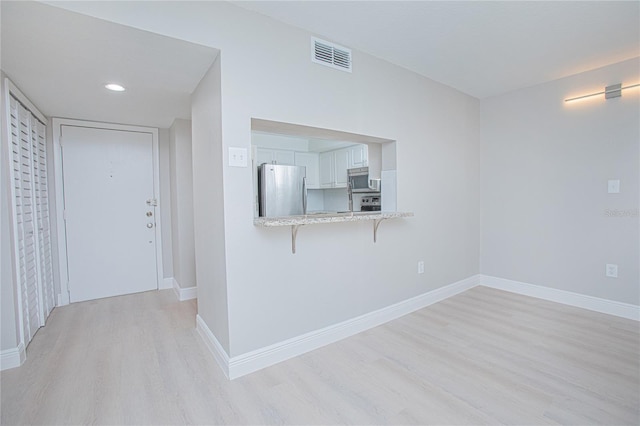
<box><xmin>1</xmin><ymin>2</ymin><xmax>637</xmax><ymax>130</ymax></box>
<box><xmin>237</xmin><ymin>1</ymin><xmax>640</xmax><ymax>99</ymax></box>
<box><xmin>1</xmin><ymin>1</ymin><xmax>218</xmax><ymax>128</ymax></box>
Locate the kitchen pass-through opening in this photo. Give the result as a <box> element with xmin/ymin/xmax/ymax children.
<box><xmin>250</xmin><ymin>118</ymin><xmax>397</xmax><ymax>218</ymax></box>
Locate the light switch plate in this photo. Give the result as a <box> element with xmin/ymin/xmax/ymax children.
<box><xmin>229</xmin><ymin>147</ymin><xmax>248</xmax><ymax>167</ymax></box>
<box><xmin>606</xmin><ymin>264</ymin><xmax>618</xmax><ymax>278</ymax></box>
<box><xmin>607</xmin><ymin>179</ymin><xmax>620</xmax><ymax>194</ymax></box>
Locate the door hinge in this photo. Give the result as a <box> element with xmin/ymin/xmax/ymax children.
<box><xmin>63</xmin><ymin>209</ymin><xmax>67</xmax><ymax>221</ymax></box>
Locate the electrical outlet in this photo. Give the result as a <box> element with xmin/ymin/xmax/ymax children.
<box><xmin>417</xmin><ymin>261</ymin><xmax>425</xmax><ymax>274</ymax></box>
<box><xmin>606</xmin><ymin>264</ymin><xmax>618</xmax><ymax>278</ymax></box>
<box><xmin>607</xmin><ymin>179</ymin><xmax>620</xmax><ymax>194</ymax></box>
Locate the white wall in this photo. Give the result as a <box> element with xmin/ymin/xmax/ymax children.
<box><xmin>191</xmin><ymin>55</ymin><xmax>229</xmax><ymax>352</ymax></box>
<box><xmin>480</xmin><ymin>58</ymin><xmax>639</xmax><ymax>304</ymax></box>
<box><xmin>169</xmin><ymin>118</ymin><xmax>195</xmax><ymax>289</ymax></box>
<box><xmin>158</xmin><ymin>128</ymin><xmax>173</xmax><ymax>280</ymax></box>
<box><xmin>0</xmin><ymin>162</ymin><xmax>17</xmax><ymax>352</ymax></box>
<box><xmin>218</xmin><ymin>8</ymin><xmax>480</xmax><ymax>356</ymax></box>
<box><xmin>55</xmin><ymin>1</ymin><xmax>480</xmax><ymax>358</ymax></box>
<box><xmin>45</xmin><ymin>119</ymin><xmax>62</xmax><ymax>302</ymax></box>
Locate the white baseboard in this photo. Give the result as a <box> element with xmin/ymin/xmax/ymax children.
<box><xmin>480</xmin><ymin>275</ymin><xmax>640</xmax><ymax>321</ymax></box>
<box><xmin>160</xmin><ymin>277</ymin><xmax>173</xmax><ymax>290</ymax></box>
<box><xmin>172</xmin><ymin>278</ymin><xmax>197</xmax><ymax>301</ymax></box>
<box><xmin>196</xmin><ymin>273</ymin><xmax>638</xmax><ymax>380</ymax></box>
<box><xmin>196</xmin><ymin>314</ymin><xmax>230</xmax><ymax>378</ymax></box>
<box><xmin>198</xmin><ymin>274</ymin><xmax>480</xmax><ymax>380</ymax></box>
<box><xmin>1</xmin><ymin>343</ymin><xmax>26</xmax><ymax>371</ymax></box>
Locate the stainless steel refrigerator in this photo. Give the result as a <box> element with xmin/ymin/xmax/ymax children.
<box><xmin>258</xmin><ymin>163</ymin><xmax>307</xmax><ymax>217</ymax></box>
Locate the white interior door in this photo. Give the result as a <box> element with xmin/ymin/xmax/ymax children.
<box><xmin>61</xmin><ymin>125</ymin><xmax>158</xmax><ymax>303</ymax></box>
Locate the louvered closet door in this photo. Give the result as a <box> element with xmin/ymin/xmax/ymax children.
<box><xmin>32</xmin><ymin>117</ymin><xmax>55</xmax><ymax>318</ymax></box>
<box><xmin>8</xmin><ymin>97</ymin><xmax>29</xmax><ymax>343</ymax></box>
<box><xmin>10</xmin><ymin>98</ymin><xmax>41</xmax><ymax>342</ymax></box>
<box><xmin>8</xmin><ymin>95</ymin><xmax>51</xmax><ymax>345</ymax></box>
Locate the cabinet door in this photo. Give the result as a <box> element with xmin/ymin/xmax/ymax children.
<box><xmin>350</xmin><ymin>144</ymin><xmax>368</xmax><ymax>168</ymax></box>
<box><xmin>334</xmin><ymin>148</ymin><xmax>350</xmax><ymax>187</ymax></box>
<box><xmin>274</xmin><ymin>150</ymin><xmax>295</xmax><ymax>165</ymax></box>
<box><xmin>319</xmin><ymin>152</ymin><xmax>334</xmax><ymax>188</ymax></box>
<box><xmin>256</xmin><ymin>148</ymin><xmax>295</xmax><ymax>166</ymax></box>
<box><xmin>256</xmin><ymin>148</ymin><xmax>274</xmax><ymax>166</ymax></box>
<box><xmin>295</xmin><ymin>152</ymin><xmax>319</xmax><ymax>189</ymax></box>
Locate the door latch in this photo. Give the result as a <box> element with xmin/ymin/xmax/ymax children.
<box><xmin>146</xmin><ymin>198</ymin><xmax>158</xmax><ymax>206</ymax></box>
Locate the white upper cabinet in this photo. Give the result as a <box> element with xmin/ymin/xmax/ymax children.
<box><xmin>349</xmin><ymin>144</ymin><xmax>368</xmax><ymax>168</ymax></box>
<box><xmin>294</xmin><ymin>152</ymin><xmax>319</xmax><ymax>189</ymax></box>
<box><xmin>275</xmin><ymin>150</ymin><xmax>295</xmax><ymax>165</ymax></box>
<box><xmin>318</xmin><ymin>147</ymin><xmax>351</xmax><ymax>188</ymax></box>
<box><xmin>256</xmin><ymin>148</ymin><xmax>274</xmax><ymax>166</ymax></box>
<box><xmin>256</xmin><ymin>142</ymin><xmax>367</xmax><ymax>190</ymax></box>
<box><xmin>256</xmin><ymin>148</ymin><xmax>295</xmax><ymax>166</ymax></box>
<box><xmin>319</xmin><ymin>151</ymin><xmax>334</xmax><ymax>188</ymax></box>
<box><xmin>334</xmin><ymin>148</ymin><xmax>350</xmax><ymax>187</ymax></box>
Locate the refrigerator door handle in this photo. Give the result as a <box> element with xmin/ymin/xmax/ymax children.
<box><xmin>302</xmin><ymin>177</ymin><xmax>308</xmax><ymax>215</ymax></box>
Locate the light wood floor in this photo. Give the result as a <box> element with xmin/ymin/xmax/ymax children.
<box><xmin>1</xmin><ymin>286</ymin><xmax>638</xmax><ymax>425</ymax></box>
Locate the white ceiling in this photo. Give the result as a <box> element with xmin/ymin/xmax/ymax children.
<box><xmin>237</xmin><ymin>1</ymin><xmax>640</xmax><ymax>98</ymax></box>
<box><xmin>1</xmin><ymin>2</ymin><xmax>637</xmax><ymax>130</ymax></box>
<box><xmin>1</xmin><ymin>1</ymin><xmax>218</xmax><ymax>128</ymax></box>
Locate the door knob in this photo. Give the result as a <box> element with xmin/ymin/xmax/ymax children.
<box><xmin>147</xmin><ymin>223</ymin><xmax>154</xmax><ymax>228</ymax></box>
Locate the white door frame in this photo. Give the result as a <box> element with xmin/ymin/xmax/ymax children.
<box><xmin>52</xmin><ymin>118</ymin><xmax>163</xmax><ymax>306</ymax></box>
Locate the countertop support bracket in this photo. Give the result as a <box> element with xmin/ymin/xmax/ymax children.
<box><xmin>291</xmin><ymin>224</ymin><xmax>303</xmax><ymax>254</ymax></box>
<box><xmin>373</xmin><ymin>218</ymin><xmax>386</xmax><ymax>243</ymax></box>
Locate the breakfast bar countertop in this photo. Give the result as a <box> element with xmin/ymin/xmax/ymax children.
<box><xmin>254</xmin><ymin>211</ymin><xmax>414</xmax><ymax>253</ymax></box>
<box><xmin>253</xmin><ymin>211</ymin><xmax>414</xmax><ymax>227</ymax></box>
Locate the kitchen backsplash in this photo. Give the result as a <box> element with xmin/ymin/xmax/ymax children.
<box><xmin>306</xmin><ymin>189</ymin><xmax>324</xmax><ymax>212</ymax></box>
<box><xmin>322</xmin><ymin>188</ymin><xmax>350</xmax><ymax>212</ymax></box>
<box><xmin>307</xmin><ymin>189</ymin><xmax>380</xmax><ymax>213</ymax></box>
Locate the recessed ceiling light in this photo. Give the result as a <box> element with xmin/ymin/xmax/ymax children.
<box><xmin>105</xmin><ymin>83</ymin><xmax>126</xmax><ymax>92</ymax></box>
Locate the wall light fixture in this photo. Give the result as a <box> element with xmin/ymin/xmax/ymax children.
<box><xmin>565</xmin><ymin>83</ymin><xmax>640</xmax><ymax>103</ymax></box>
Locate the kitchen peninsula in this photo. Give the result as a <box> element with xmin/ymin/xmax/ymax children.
<box><xmin>255</xmin><ymin>211</ymin><xmax>414</xmax><ymax>253</ymax></box>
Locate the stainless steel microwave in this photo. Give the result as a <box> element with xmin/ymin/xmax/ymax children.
<box><xmin>348</xmin><ymin>167</ymin><xmax>380</xmax><ymax>193</ymax></box>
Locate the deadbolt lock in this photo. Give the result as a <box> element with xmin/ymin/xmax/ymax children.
<box><xmin>146</xmin><ymin>211</ymin><xmax>153</xmax><ymax>217</ymax></box>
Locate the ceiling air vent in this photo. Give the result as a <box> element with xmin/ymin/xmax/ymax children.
<box><xmin>311</xmin><ymin>37</ymin><xmax>352</xmax><ymax>73</ymax></box>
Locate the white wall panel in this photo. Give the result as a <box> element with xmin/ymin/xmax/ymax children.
<box><xmin>480</xmin><ymin>58</ymin><xmax>639</xmax><ymax>305</ymax></box>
